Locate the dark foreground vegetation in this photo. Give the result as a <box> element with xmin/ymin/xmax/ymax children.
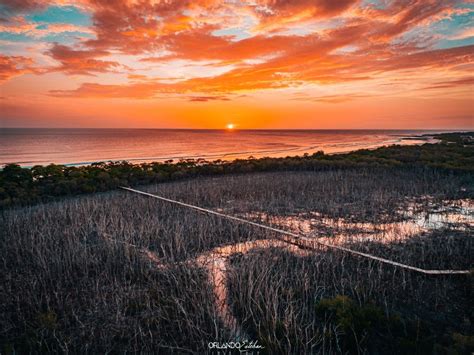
<box><xmin>1</xmin><ymin>132</ymin><xmax>473</xmax><ymax>353</ymax></box>
<box><xmin>0</xmin><ymin>132</ymin><xmax>472</xmax><ymax>209</ymax></box>
<box><xmin>228</xmin><ymin>247</ymin><xmax>472</xmax><ymax>354</ymax></box>
<box><xmin>1</xmin><ymin>160</ymin><xmax>473</xmax><ymax>353</ymax></box>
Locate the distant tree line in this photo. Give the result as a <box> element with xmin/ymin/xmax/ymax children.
<box><xmin>1</xmin><ymin>132</ymin><xmax>472</xmax><ymax>209</ymax></box>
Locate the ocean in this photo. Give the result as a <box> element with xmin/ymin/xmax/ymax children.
<box><xmin>0</xmin><ymin>129</ymin><xmax>447</xmax><ymax>167</ymax></box>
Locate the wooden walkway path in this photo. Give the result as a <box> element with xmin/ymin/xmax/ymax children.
<box><xmin>120</xmin><ymin>186</ymin><xmax>471</xmax><ymax>275</ymax></box>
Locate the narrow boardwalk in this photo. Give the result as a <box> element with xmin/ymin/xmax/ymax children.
<box><xmin>120</xmin><ymin>186</ymin><xmax>471</xmax><ymax>275</ymax></box>
<box><xmin>100</xmin><ymin>187</ymin><xmax>471</xmax><ymax>337</ymax></box>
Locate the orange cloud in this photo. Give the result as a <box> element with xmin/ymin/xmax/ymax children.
<box><xmin>46</xmin><ymin>44</ymin><xmax>122</xmax><ymax>75</ymax></box>
<box><xmin>254</xmin><ymin>0</ymin><xmax>358</xmax><ymax>31</ymax></box>
<box><xmin>47</xmin><ymin>41</ymin><xmax>473</xmax><ymax>99</ymax></box>
<box><xmin>49</xmin><ymin>82</ymin><xmax>175</xmax><ymax>98</ymax></box>
<box><xmin>420</xmin><ymin>76</ymin><xmax>474</xmax><ymax>90</ymax></box>
<box><xmin>0</xmin><ymin>0</ymin><xmax>45</xmax><ymax>13</ymax></box>
<box><xmin>363</xmin><ymin>0</ymin><xmax>453</xmax><ymax>41</ymax></box>
<box><xmin>187</xmin><ymin>95</ymin><xmax>230</xmax><ymax>102</ymax></box>
<box><xmin>0</xmin><ymin>54</ymin><xmax>34</xmax><ymax>81</ymax></box>
<box><xmin>291</xmin><ymin>93</ymin><xmax>372</xmax><ymax>103</ymax></box>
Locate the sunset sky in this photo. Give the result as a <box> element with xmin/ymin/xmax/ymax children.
<box><xmin>0</xmin><ymin>0</ymin><xmax>473</xmax><ymax>129</ymax></box>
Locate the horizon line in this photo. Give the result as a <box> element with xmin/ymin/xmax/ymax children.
<box><xmin>1</xmin><ymin>127</ymin><xmax>472</xmax><ymax>131</ymax></box>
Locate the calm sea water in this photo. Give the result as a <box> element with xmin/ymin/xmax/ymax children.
<box><xmin>0</xmin><ymin>129</ymin><xmax>446</xmax><ymax>167</ymax></box>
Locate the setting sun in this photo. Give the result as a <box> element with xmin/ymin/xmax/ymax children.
<box><xmin>226</xmin><ymin>123</ymin><xmax>235</xmax><ymax>130</ymax></box>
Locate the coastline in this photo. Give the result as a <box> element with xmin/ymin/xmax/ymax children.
<box><xmin>0</xmin><ymin>129</ymin><xmax>457</xmax><ymax>168</ymax></box>
<box><xmin>0</xmin><ymin>131</ymin><xmax>472</xmax><ymax>209</ymax></box>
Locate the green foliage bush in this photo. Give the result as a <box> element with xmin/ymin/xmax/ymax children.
<box><xmin>316</xmin><ymin>295</ymin><xmax>384</xmax><ymax>350</ymax></box>
<box><xmin>314</xmin><ymin>295</ymin><xmax>474</xmax><ymax>354</ymax></box>
<box><xmin>0</xmin><ymin>132</ymin><xmax>472</xmax><ymax>209</ymax></box>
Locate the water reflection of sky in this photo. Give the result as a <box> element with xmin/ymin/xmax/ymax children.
<box><xmin>0</xmin><ymin>129</ymin><xmax>444</xmax><ymax>167</ymax></box>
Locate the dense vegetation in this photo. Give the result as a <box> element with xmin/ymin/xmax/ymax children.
<box><xmin>228</xmin><ymin>248</ymin><xmax>472</xmax><ymax>354</ymax></box>
<box><xmin>1</xmin><ymin>165</ymin><xmax>473</xmax><ymax>353</ymax></box>
<box><xmin>1</xmin><ymin>132</ymin><xmax>472</xmax><ymax>208</ymax></box>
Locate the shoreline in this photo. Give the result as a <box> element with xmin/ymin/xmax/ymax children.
<box><xmin>1</xmin><ymin>130</ymin><xmax>449</xmax><ymax>169</ymax></box>
<box><xmin>0</xmin><ymin>131</ymin><xmax>471</xmax><ymax>209</ymax></box>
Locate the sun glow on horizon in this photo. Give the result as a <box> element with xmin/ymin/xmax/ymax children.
<box><xmin>226</xmin><ymin>123</ymin><xmax>235</xmax><ymax>130</ymax></box>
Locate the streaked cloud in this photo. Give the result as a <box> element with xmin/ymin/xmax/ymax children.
<box><xmin>0</xmin><ymin>54</ymin><xmax>34</xmax><ymax>81</ymax></box>
<box><xmin>0</xmin><ymin>0</ymin><xmax>473</xmax><ymax>128</ymax></box>
<box><xmin>449</xmin><ymin>26</ymin><xmax>474</xmax><ymax>40</ymax></box>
